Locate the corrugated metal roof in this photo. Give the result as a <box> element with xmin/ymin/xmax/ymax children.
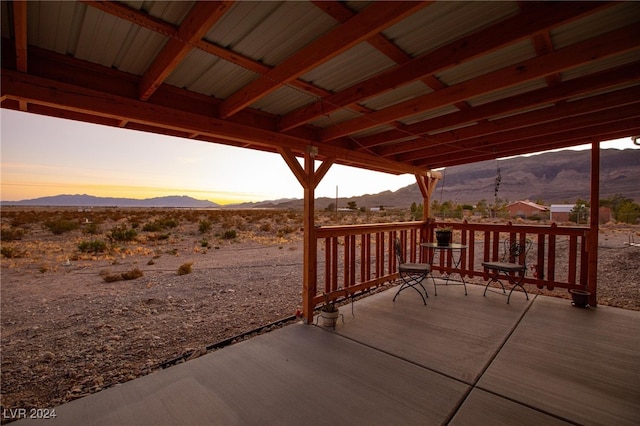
<box><xmin>26</xmin><ymin>1</ymin><xmax>81</xmax><ymax>55</ymax></box>
<box><xmin>309</xmin><ymin>108</ymin><xmax>361</xmax><ymax>129</ymax></box>
<box><xmin>400</xmin><ymin>105</ymin><xmax>460</xmax><ymax>126</ymax></box>
<box><xmin>301</xmin><ymin>41</ymin><xmax>397</xmax><ymax>93</ymax></box>
<box><xmin>436</xmin><ymin>39</ymin><xmax>536</xmax><ymax>86</ymax></box>
<box><xmin>251</xmin><ymin>85</ymin><xmax>317</xmax><ymax>116</ymax></box>
<box><xmin>165</xmin><ymin>49</ymin><xmax>258</xmax><ymax>99</ymax></box>
<box><xmin>561</xmin><ymin>49</ymin><xmax>640</xmax><ymax>82</ymax></box>
<box><xmin>360</xmin><ymin>80</ymin><xmax>432</xmax><ymax>111</ymax></box>
<box><xmin>384</xmin><ymin>1</ymin><xmax>519</xmax><ymax>57</ymax></box>
<box><xmin>551</xmin><ymin>2</ymin><xmax>640</xmax><ymax>49</ymax></box>
<box><xmin>207</xmin><ymin>1</ymin><xmax>336</xmax><ymax>67</ymax></box>
<box><xmin>3</xmin><ymin>1</ymin><xmax>638</xmax><ymax>174</ymax></box>
<box><xmin>467</xmin><ymin>79</ymin><xmax>548</xmax><ymax>108</ymax></box>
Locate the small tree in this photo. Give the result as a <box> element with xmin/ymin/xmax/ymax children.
<box><xmin>569</xmin><ymin>199</ymin><xmax>590</xmax><ymax>224</ymax></box>
<box><xmin>616</xmin><ymin>200</ymin><xmax>640</xmax><ymax>224</ymax></box>
<box><xmin>347</xmin><ymin>201</ymin><xmax>358</xmax><ymax>210</ymax></box>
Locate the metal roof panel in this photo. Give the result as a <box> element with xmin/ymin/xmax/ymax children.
<box><xmin>251</xmin><ymin>85</ymin><xmax>317</xmax><ymax>116</ymax></box>
<box><xmin>301</xmin><ymin>42</ymin><xmax>397</xmax><ymax>92</ymax></box>
<box><xmin>384</xmin><ymin>1</ymin><xmax>519</xmax><ymax>57</ymax></box>
<box><xmin>360</xmin><ymin>80</ymin><xmax>432</xmax><ymax>111</ymax></box>
<box><xmin>437</xmin><ymin>39</ymin><xmax>536</xmax><ymax>86</ymax></box>
<box><xmin>551</xmin><ymin>2</ymin><xmax>640</xmax><ymax>49</ymax></box>
<box><xmin>206</xmin><ymin>1</ymin><xmax>337</xmax><ymax>67</ymax></box>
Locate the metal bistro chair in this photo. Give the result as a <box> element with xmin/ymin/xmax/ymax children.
<box><xmin>393</xmin><ymin>238</ymin><xmax>430</xmax><ymax>305</ymax></box>
<box><xmin>482</xmin><ymin>238</ymin><xmax>532</xmax><ymax>303</ymax></box>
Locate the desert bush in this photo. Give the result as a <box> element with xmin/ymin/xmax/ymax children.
<box><xmin>143</xmin><ymin>217</ymin><xmax>179</xmax><ymax>232</ymax></box>
<box><xmin>222</xmin><ymin>229</ymin><xmax>237</xmax><ymax>240</ymax></box>
<box><xmin>147</xmin><ymin>233</ymin><xmax>170</xmax><ymax>241</ymax></box>
<box><xmin>44</xmin><ymin>218</ymin><xmax>79</xmax><ymax>235</ymax></box>
<box><xmin>100</xmin><ymin>267</ymin><xmax>144</xmax><ymax>282</ymax></box>
<box><xmin>109</xmin><ymin>224</ymin><xmax>137</xmax><ymax>242</ymax></box>
<box><xmin>142</xmin><ymin>221</ymin><xmax>163</xmax><ymax>232</ymax></box>
<box><xmin>1</xmin><ymin>246</ymin><xmax>23</xmax><ymax>258</ymax></box>
<box><xmin>198</xmin><ymin>220</ymin><xmax>212</xmax><ymax>234</ymax></box>
<box><xmin>121</xmin><ymin>268</ymin><xmax>144</xmax><ymax>280</ymax></box>
<box><xmin>1</xmin><ymin>227</ymin><xmax>26</xmax><ymax>241</ymax></box>
<box><xmin>259</xmin><ymin>223</ymin><xmax>272</xmax><ymax>232</ymax></box>
<box><xmin>78</xmin><ymin>240</ymin><xmax>108</xmax><ymax>253</ymax></box>
<box><xmin>177</xmin><ymin>262</ymin><xmax>193</xmax><ymax>275</ymax></box>
<box><xmin>277</xmin><ymin>226</ymin><xmax>296</xmax><ymax>237</ymax></box>
<box><xmin>83</xmin><ymin>222</ymin><xmax>101</xmax><ymax>235</ymax></box>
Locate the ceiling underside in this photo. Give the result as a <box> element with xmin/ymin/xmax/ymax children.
<box><xmin>1</xmin><ymin>1</ymin><xmax>639</xmax><ymax>176</ymax></box>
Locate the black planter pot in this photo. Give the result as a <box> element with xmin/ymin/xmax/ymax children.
<box><xmin>435</xmin><ymin>230</ymin><xmax>452</xmax><ymax>246</ymax></box>
<box><xmin>569</xmin><ymin>289</ymin><xmax>591</xmax><ymax>308</ymax></box>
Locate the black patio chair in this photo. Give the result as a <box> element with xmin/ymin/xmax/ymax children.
<box><xmin>482</xmin><ymin>238</ymin><xmax>532</xmax><ymax>303</ymax></box>
<box><xmin>393</xmin><ymin>238</ymin><xmax>430</xmax><ymax>305</ymax></box>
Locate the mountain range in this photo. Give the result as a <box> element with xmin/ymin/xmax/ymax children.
<box><xmin>2</xmin><ymin>194</ymin><xmax>220</xmax><ymax>208</ymax></box>
<box><xmin>3</xmin><ymin>149</ymin><xmax>638</xmax><ymax>209</ymax></box>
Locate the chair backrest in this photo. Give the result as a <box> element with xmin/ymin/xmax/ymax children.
<box><xmin>394</xmin><ymin>238</ymin><xmax>405</xmax><ymax>264</ymax></box>
<box><xmin>502</xmin><ymin>238</ymin><xmax>532</xmax><ymax>265</ymax></box>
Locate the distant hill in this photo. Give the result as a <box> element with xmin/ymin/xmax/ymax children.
<box><xmin>228</xmin><ymin>148</ymin><xmax>640</xmax><ymax>209</ymax></box>
<box><xmin>3</xmin><ymin>149</ymin><xmax>637</xmax><ymax>210</ymax></box>
<box><xmin>2</xmin><ymin>194</ymin><xmax>220</xmax><ymax>208</ymax></box>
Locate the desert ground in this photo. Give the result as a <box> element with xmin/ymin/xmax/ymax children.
<box><xmin>1</xmin><ymin>208</ymin><xmax>638</xmax><ymax>416</ymax></box>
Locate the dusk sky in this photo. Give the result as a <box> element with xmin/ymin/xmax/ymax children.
<box><xmin>1</xmin><ymin>109</ymin><xmax>638</xmax><ymax>204</ymax></box>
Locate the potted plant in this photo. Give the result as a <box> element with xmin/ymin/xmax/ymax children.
<box><xmin>569</xmin><ymin>288</ymin><xmax>591</xmax><ymax>308</ymax></box>
<box><xmin>435</xmin><ymin>227</ymin><xmax>452</xmax><ymax>246</ymax></box>
<box><xmin>320</xmin><ymin>293</ymin><xmax>340</xmax><ymax>328</ymax></box>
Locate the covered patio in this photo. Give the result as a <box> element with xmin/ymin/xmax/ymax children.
<box><xmin>14</xmin><ymin>285</ymin><xmax>640</xmax><ymax>425</ymax></box>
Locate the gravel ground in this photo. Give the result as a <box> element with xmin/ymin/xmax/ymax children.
<box><xmin>1</xmin><ymin>217</ymin><xmax>638</xmax><ymax>416</ymax></box>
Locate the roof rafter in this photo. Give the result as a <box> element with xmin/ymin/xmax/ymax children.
<box><xmin>217</xmin><ymin>1</ymin><xmax>430</xmax><ymax>119</ymax></box>
<box><xmin>277</xmin><ymin>1</ymin><xmax>612</xmax><ymax>132</ymax></box>
<box><xmin>421</xmin><ymin>120</ymin><xmax>640</xmax><ymax>169</ymax></box>
<box><xmin>138</xmin><ymin>1</ymin><xmax>233</xmax><ymax>101</ymax></box>
<box><xmin>355</xmin><ymin>61</ymin><xmax>640</xmax><ymax>151</ymax></box>
<box><xmin>1</xmin><ymin>69</ymin><xmax>427</xmax><ymax>176</ymax></box>
<box><xmin>387</xmin><ymin>85</ymin><xmax>640</xmax><ymax>161</ymax></box>
<box><xmin>82</xmin><ymin>0</ymin><xmax>332</xmax><ymax>99</ymax></box>
<box><xmin>319</xmin><ymin>23</ymin><xmax>639</xmax><ymax>142</ymax></box>
<box><xmin>404</xmin><ymin>103</ymin><xmax>640</xmax><ymax>165</ymax></box>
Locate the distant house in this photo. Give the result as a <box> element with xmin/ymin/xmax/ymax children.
<box><xmin>506</xmin><ymin>200</ymin><xmax>549</xmax><ymax>219</ymax></box>
<box><xmin>550</xmin><ymin>204</ymin><xmax>574</xmax><ymax>222</ymax></box>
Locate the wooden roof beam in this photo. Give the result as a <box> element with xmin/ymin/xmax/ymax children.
<box><xmin>11</xmin><ymin>0</ymin><xmax>27</xmax><ymax>73</ymax></box>
<box><xmin>82</xmin><ymin>0</ymin><xmax>332</xmax><ymax>100</ymax></box>
<box><xmin>355</xmin><ymin>61</ymin><xmax>640</xmax><ymax>150</ymax></box>
<box><xmin>138</xmin><ymin>1</ymin><xmax>233</xmax><ymax>101</ymax></box>
<box><xmin>278</xmin><ymin>1</ymin><xmax>612</xmax><ymax>132</ymax></box>
<box><xmin>1</xmin><ymin>69</ymin><xmax>426</xmax><ymax>176</ymax></box>
<box><xmin>387</xmin><ymin>85</ymin><xmax>640</xmax><ymax>160</ymax></box>
<box><xmin>217</xmin><ymin>1</ymin><xmax>429</xmax><ymax>119</ymax></box>
<box><xmin>319</xmin><ymin>23</ymin><xmax>639</xmax><ymax>142</ymax></box>
<box><xmin>404</xmin><ymin>104</ymin><xmax>640</xmax><ymax>165</ymax></box>
<box><xmin>421</xmin><ymin>123</ymin><xmax>640</xmax><ymax>169</ymax></box>
<box><xmin>311</xmin><ymin>1</ymin><xmax>470</xmax><ymax>124</ymax></box>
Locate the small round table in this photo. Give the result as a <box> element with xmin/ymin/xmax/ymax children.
<box><xmin>420</xmin><ymin>242</ymin><xmax>468</xmax><ymax>295</ymax></box>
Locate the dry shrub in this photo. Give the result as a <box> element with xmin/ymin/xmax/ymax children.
<box><xmin>100</xmin><ymin>267</ymin><xmax>144</xmax><ymax>282</ymax></box>
<box><xmin>177</xmin><ymin>262</ymin><xmax>193</xmax><ymax>275</ymax></box>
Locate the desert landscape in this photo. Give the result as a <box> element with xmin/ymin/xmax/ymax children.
<box><xmin>1</xmin><ymin>207</ymin><xmax>639</xmax><ymax>416</ymax></box>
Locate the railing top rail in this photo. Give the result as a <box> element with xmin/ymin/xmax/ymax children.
<box><xmin>315</xmin><ymin>221</ymin><xmax>424</xmax><ymax>237</ymax></box>
<box><xmin>435</xmin><ymin>221</ymin><xmax>589</xmax><ymax>237</ymax></box>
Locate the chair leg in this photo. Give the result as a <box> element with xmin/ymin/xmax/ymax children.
<box><xmin>483</xmin><ymin>271</ymin><xmax>506</xmax><ymax>296</ymax></box>
<box><xmin>506</xmin><ymin>277</ymin><xmax>529</xmax><ymax>304</ymax></box>
<box><xmin>393</xmin><ymin>273</ymin><xmax>427</xmax><ymax>305</ymax></box>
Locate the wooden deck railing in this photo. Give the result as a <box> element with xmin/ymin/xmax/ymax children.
<box><xmin>313</xmin><ymin>220</ymin><xmax>590</xmax><ymax>308</ymax></box>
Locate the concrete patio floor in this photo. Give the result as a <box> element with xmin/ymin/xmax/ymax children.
<box><xmin>16</xmin><ymin>283</ymin><xmax>640</xmax><ymax>425</ymax></box>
